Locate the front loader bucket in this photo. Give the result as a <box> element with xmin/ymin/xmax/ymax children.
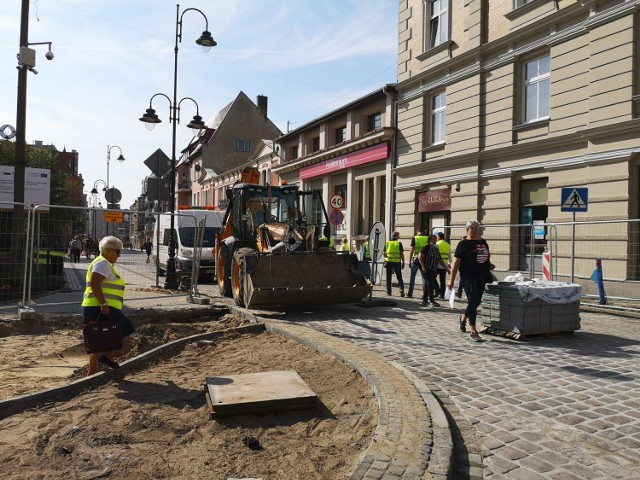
<box><xmin>244</xmin><ymin>252</ymin><xmax>372</xmax><ymax>309</ymax></box>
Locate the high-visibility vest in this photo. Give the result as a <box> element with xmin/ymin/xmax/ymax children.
<box><xmin>342</xmin><ymin>242</ymin><xmax>350</xmax><ymax>252</ymax></box>
<box><xmin>413</xmin><ymin>235</ymin><xmax>428</xmax><ymax>253</ymax></box>
<box><xmin>385</xmin><ymin>240</ymin><xmax>402</xmax><ymax>263</ymax></box>
<box><xmin>436</xmin><ymin>239</ymin><xmax>451</xmax><ymax>263</ymax></box>
<box><xmin>82</xmin><ymin>256</ymin><xmax>125</xmax><ymax>309</ymax></box>
<box><xmin>319</xmin><ymin>235</ymin><xmax>334</xmax><ymax>248</ymax></box>
<box><xmin>363</xmin><ymin>242</ymin><xmax>371</xmax><ymax>260</ymax></box>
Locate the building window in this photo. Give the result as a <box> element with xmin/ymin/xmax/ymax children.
<box><xmin>312</xmin><ymin>137</ymin><xmax>320</xmax><ymax>152</ymax></box>
<box><xmin>514</xmin><ymin>0</ymin><xmax>535</xmax><ymax>8</ymax></box>
<box><xmin>366</xmin><ymin>112</ymin><xmax>381</xmax><ymax>132</ymax></box>
<box><xmin>524</xmin><ymin>55</ymin><xmax>550</xmax><ymax>123</ymax></box>
<box><xmin>234</xmin><ymin>138</ymin><xmax>250</xmax><ymax>152</ymax></box>
<box><xmin>335</xmin><ymin>126</ymin><xmax>346</xmax><ymax>144</ymax></box>
<box><xmin>291</xmin><ymin>145</ymin><xmax>298</xmax><ymax>160</ymax></box>
<box><xmin>423</xmin><ymin>0</ymin><xmax>449</xmax><ymax>51</ymax></box>
<box><xmin>431</xmin><ymin>92</ymin><xmax>446</xmax><ymax>145</ymax></box>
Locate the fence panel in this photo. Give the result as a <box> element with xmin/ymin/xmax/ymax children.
<box><xmin>0</xmin><ymin>203</ymin><xmax>31</xmax><ymax>309</ymax></box>
<box><xmin>433</xmin><ymin>219</ymin><xmax>639</xmax><ymax>302</ymax></box>
<box><xmin>0</xmin><ymin>205</ymin><xmax>216</xmax><ymax>315</ymax></box>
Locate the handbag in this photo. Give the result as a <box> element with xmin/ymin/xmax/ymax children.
<box><xmin>83</xmin><ymin>315</ymin><xmax>123</xmax><ymax>354</ymax></box>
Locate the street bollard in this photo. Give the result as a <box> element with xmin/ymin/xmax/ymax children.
<box><xmin>590</xmin><ymin>258</ymin><xmax>607</xmax><ymax>305</ymax></box>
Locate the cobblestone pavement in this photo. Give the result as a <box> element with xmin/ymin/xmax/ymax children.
<box><xmin>260</xmin><ymin>292</ymin><xmax>640</xmax><ymax>480</ymax></box>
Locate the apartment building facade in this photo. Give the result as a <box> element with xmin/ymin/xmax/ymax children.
<box><xmin>273</xmin><ymin>87</ymin><xmax>396</xmax><ymax>251</ymax></box>
<box><xmin>395</xmin><ymin>0</ymin><xmax>640</xmax><ymax>280</ymax></box>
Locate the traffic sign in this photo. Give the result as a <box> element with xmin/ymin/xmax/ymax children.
<box><xmin>329</xmin><ymin>194</ymin><xmax>344</xmax><ymax>210</ymax></box>
<box><xmin>561</xmin><ymin>187</ymin><xmax>588</xmax><ymax>212</ymax></box>
<box><xmin>104</xmin><ymin>211</ymin><xmax>123</xmax><ymax>223</ymax></box>
<box><xmin>329</xmin><ymin>209</ymin><xmax>344</xmax><ymax>225</ymax></box>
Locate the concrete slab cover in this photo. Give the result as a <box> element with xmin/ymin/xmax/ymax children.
<box><xmin>205</xmin><ymin>370</ymin><xmax>317</xmax><ymax>416</ymax></box>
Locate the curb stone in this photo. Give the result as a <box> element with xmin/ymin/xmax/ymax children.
<box><xmin>264</xmin><ymin>319</ymin><xmax>454</xmax><ymax>480</ymax></box>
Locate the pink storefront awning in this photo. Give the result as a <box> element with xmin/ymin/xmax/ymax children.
<box><xmin>299</xmin><ymin>143</ymin><xmax>389</xmax><ymax>180</ymax></box>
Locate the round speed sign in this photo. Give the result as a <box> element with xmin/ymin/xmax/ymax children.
<box><xmin>329</xmin><ymin>194</ymin><xmax>344</xmax><ymax>210</ymax></box>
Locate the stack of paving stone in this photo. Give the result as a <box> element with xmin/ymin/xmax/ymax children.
<box><xmin>482</xmin><ymin>283</ymin><xmax>580</xmax><ymax>336</ymax></box>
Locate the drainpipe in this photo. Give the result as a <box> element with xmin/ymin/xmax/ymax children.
<box><xmin>383</xmin><ymin>84</ymin><xmax>398</xmax><ymax>233</ymax></box>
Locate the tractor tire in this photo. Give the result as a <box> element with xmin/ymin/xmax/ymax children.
<box><xmin>217</xmin><ymin>244</ymin><xmax>232</xmax><ymax>297</ymax></box>
<box><xmin>231</xmin><ymin>253</ymin><xmax>245</xmax><ymax>307</ymax></box>
<box><xmin>232</xmin><ymin>248</ymin><xmax>256</xmax><ymax>308</ymax></box>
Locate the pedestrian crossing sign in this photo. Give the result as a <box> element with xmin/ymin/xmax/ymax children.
<box><xmin>561</xmin><ymin>187</ymin><xmax>588</xmax><ymax>212</ymax></box>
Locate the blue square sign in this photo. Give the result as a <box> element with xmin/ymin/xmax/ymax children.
<box><xmin>561</xmin><ymin>187</ymin><xmax>588</xmax><ymax>212</ymax></box>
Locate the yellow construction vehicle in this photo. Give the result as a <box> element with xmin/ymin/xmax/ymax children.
<box><xmin>214</xmin><ymin>167</ymin><xmax>372</xmax><ymax>308</ymax></box>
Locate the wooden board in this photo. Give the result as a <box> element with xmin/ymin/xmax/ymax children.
<box><xmin>204</xmin><ymin>370</ymin><xmax>317</xmax><ymax>417</ymax></box>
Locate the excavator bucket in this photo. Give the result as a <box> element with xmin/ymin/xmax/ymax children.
<box><xmin>243</xmin><ymin>251</ymin><xmax>372</xmax><ymax>309</ymax></box>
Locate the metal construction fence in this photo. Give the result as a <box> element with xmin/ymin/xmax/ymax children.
<box><xmin>0</xmin><ymin>203</ymin><xmax>214</xmax><ymax>315</ymax></box>
<box><xmin>435</xmin><ymin>219</ymin><xmax>640</xmax><ymax>302</ymax></box>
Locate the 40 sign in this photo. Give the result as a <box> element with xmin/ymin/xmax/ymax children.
<box><xmin>329</xmin><ymin>194</ymin><xmax>345</xmax><ymax>210</ymax></box>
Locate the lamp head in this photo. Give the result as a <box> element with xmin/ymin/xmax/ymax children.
<box><xmin>117</xmin><ymin>153</ymin><xmax>125</xmax><ymax>163</ymax></box>
<box><xmin>186</xmin><ymin>114</ymin><xmax>206</xmax><ymax>134</ymax></box>
<box><xmin>140</xmin><ymin>107</ymin><xmax>161</xmax><ymax>131</ymax></box>
<box><xmin>196</xmin><ymin>30</ymin><xmax>216</xmax><ymax>52</ymax></box>
<box><xmin>90</xmin><ymin>187</ymin><xmax>98</xmax><ymax>195</ymax></box>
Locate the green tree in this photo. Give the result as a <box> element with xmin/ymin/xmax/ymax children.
<box><xmin>0</xmin><ymin>140</ymin><xmax>78</xmax><ymax>206</ymax></box>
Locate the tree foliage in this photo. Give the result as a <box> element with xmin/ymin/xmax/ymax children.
<box><xmin>0</xmin><ymin>140</ymin><xmax>81</xmax><ymax>207</ymax></box>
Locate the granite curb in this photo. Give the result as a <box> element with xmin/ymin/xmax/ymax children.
<box><xmin>263</xmin><ymin>319</ymin><xmax>453</xmax><ymax>480</ymax></box>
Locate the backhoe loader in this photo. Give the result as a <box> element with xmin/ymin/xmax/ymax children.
<box><xmin>214</xmin><ymin>167</ymin><xmax>372</xmax><ymax>308</ymax></box>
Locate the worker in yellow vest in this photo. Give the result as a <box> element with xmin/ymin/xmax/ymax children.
<box><xmin>436</xmin><ymin>232</ymin><xmax>451</xmax><ymax>299</ymax></box>
<box><xmin>82</xmin><ymin>236</ymin><xmax>136</xmax><ymax>375</ymax></box>
<box><xmin>407</xmin><ymin>229</ymin><xmax>428</xmax><ymax>298</ymax></box>
<box><xmin>384</xmin><ymin>231</ymin><xmax>405</xmax><ymax>296</ymax></box>
<box><xmin>341</xmin><ymin>237</ymin><xmax>350</xmax><ymax>252</ymax></box>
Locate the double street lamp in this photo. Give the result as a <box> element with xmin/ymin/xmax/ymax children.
<box><xmin>139</xmin><ymin>4</ymin><xmax>215</xmax><ymax>289</ymax></box>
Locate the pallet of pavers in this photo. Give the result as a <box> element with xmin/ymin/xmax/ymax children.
<box><xmin>481</xmin><ymin>281</ymin><xmax>581</xmax><ymax>339</ymax></box>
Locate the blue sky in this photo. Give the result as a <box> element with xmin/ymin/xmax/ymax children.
<box><xmin>0</xmin><ymin>0</ymin><xmax>398</xmax><ymax>208</ymax></box>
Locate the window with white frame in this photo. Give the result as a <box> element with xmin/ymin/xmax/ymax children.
<box><xmin>524</xmin><ymin>55</ymin><xmax>550</xmax><ymax>123</ymax></box>
<box><xmin>423</xmin><ymin>0</ymin><xmax>449</xmax><ymax>51</ymax></box>
<box><xmin>431</xmin><ymin>92</ymin><xmax>446</xmax><ymax>145</ymax></box>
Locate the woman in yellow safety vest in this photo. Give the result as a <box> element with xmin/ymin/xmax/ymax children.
<box><xmin>82</xmin><ymin>236</ymin><xmax>135</xmax><ymax>375</ymax></box>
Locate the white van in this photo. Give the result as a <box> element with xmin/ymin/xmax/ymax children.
<box><xmin>153</xmin><ymin>209</ymin><xmax>224</xmax><ymax>279</ymax></box>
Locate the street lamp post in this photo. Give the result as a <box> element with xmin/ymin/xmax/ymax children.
<box><xmin>106</xmin><ymin>145</ymin><xmax>125</xmax><ymax>198</ymax></box>
<box><xmin>105</xmin><ymin>146</ymin><xmax>124</xmax><ymax>236</ymax></box>
<box><xmin>91</xmin><ymin>179</ymin><xmax>107</xmax><ymax>239</ymax></box>
<box><xmin>139</xmin><ymin>4</ymin><xmax>215</xmax><ymax>289</ymax></box>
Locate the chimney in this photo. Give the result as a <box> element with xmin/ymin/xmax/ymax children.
<box><xmin>257</xmin><ymin>95</ymin><xmax>267</xmax><ymax>118</ymax></box>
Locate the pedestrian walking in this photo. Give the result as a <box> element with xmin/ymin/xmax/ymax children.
<box><xmin>143</xmin><ymin>239</ymin><xmax>153</xmax><ymax>263</ymax></box>
<box><xmin>435</xmin><ymin>232</ymin><xmax>450</xmax><ymax>299</ymax></box>
<box><xmin>81</xmin><ymin>236</ymin><xmax>135</xmax><ymax>375</ymax></box>
<box><xmin>447</xmin><ymin>220</ymin><xmax>494</xmax><ymax>342</ymax></box>
<box><xmin>419</xmin><ymin>234</ymin><xmax>449</xmax><ymax>307</ymax></box>
<box><xmin>406</xmin><ymin>229</ymin><xmax>428</xmax><ymax>298</ymax></box>
<box><xmin>69</xmin><ymin>236</ymin><xmax>82</xmax><ymax>263</ymax></box>
<box><xmin>384</xmin><ymin>231</ymin><xmax>405</xmax><ymax>297</ymax></box>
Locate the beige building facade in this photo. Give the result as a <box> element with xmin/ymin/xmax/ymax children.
<box><xmin>395</xmin><ymin>0</ymin><xmax>640</xmax><ymax>282</ymax></box>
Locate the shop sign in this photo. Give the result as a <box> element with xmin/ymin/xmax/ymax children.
<box><xmin>418</xmin><ymin>188</ymin><xmax>451</xmax><ymax>212</ymax></box>
<box><xmin>299</xmin><ymin>143</ymin><xmax>389</xmax><ymax>180</ymax></box>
